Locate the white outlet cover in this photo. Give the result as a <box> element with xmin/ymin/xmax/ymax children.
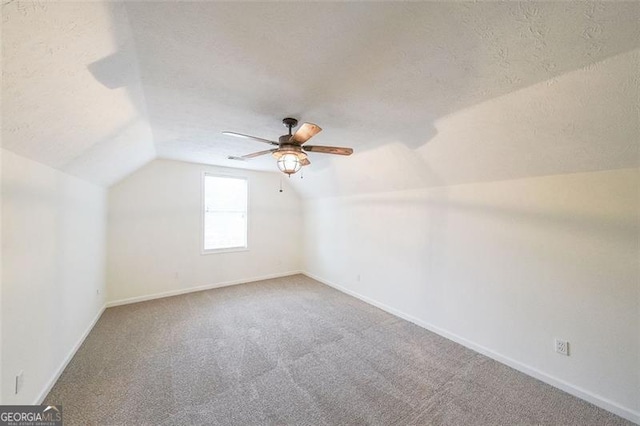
<box><xmin>555</xmin><ymin>339</ymin><xmax>569</xmax><ymax>356</ymax></box>
<box><xmin>15</xmin><ymin>371</ymin><xmax>24</xmax><ymax>394</ymax></box>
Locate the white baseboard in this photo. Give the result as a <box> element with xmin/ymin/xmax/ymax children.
<box><xmin>34</xmin><ymin>304</ymin><xmax>106</xmax><ymax>405</ymax></box>
<box><xmin>106</xmin><ymin>271</ymin><xmax>302</xmax><ymax>308</ymax></box>
<box><xmin>302</xmin><ymin>271</ymin><xmax>640</xmax><ymax>425</ymax></box>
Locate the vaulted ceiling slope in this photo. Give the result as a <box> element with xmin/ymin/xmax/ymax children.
<box><xmin>2</xmin><ymin>1</ymin><xmax>155</xmax><ymax>186</ymax></box>
<box><xmin>2</xmin><ymin>2</ymin><xmax>638</xmax><ymax>196</ymax></box>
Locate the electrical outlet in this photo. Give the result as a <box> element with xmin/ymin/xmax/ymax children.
<box><xmin>555</xmin><ymin>339</ymin><xmax>569</xmax><ymax>356</ymax></box>
<box><xmin>15</xmin><ymin>371</ymin><xmax>24</xmax><ymax>394</ymax></box>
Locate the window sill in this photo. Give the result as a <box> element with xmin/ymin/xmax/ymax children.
<box><xmin>201</xmin><ymin>247</ymin><xmax>249</xmax><ymax>255</ymax></box>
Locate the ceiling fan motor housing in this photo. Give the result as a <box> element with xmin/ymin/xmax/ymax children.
<box><xmin>272</xmin><ymin>143</ymin><xmax>307</xmax><ymax>160</ymax></box>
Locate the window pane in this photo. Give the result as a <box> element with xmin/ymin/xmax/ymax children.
<box><xmin>203</xmin><ymin>175</ymin><xmax>248</xmax><ymax>250</ymax></box>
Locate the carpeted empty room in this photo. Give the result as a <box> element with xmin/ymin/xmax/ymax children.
<box><xmin>2</xmin><ymin>1</ymin><xmax>639</xmax><ymax>425</ymax></box>
<box><xmin>45</xmin><ymin>276</ymin><xmax>631</xmax><ymax>425</ymax></box>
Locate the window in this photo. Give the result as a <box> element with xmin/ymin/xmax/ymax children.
<box><xmin>203</xmin><ymin>174</ymin><xmax>248</xmax><ymax>252</ymax></box>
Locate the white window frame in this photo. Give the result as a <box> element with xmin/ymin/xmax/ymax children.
<box><xmin>201</xmin><ymin>172</ymin><xmax>250</xmax><ymax>255</ymax></box>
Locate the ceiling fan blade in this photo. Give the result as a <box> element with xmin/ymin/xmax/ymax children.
<box><xmin>303</xmin><ymin>145</ymin><xmax>353</xmax><ymax>156</ymax></box>
<box><xmin>300</xmin><ymin>157</ymin><xmax>311</xmax><ymax>166</ymax></box>
<box><xmin>243</xmin><ymin>149</ymin><xmax>277</xmax><ymax>159</ymax></box>
<box><xmin>222</xmin><ymin>132</ymin><xmax>279</xmax><ymax>146</ymax></box>
<box><xmin>290</xmin><ymin>123</ymin><xmax>322</xmax><ymax>144</ymax></box>
<box><xmin>228</xmin><ymin>149</ymin><xmax>277</xmax><ymax>161</ymax></box>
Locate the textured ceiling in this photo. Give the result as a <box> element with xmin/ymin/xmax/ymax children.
<box><xmin>2</xmin><ymin>1</ymin><xmax>638</xmax><ymax>195</ymax></box>
<box><xmin>2</xmin><ymin>1</ymin><xmax>155</xmax><ymax>186</ymax></box>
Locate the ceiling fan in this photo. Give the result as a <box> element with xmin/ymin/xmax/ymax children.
<box><xmin>224</xmin><ymin>118</ymin><xmax>353</xmax><ymax>176</ymax></box>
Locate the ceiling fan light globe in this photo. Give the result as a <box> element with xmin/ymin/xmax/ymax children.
<box><xmin>277</xmin><ymin>153</ymin><xmax>302</xmax><ymax>175</ymax></box>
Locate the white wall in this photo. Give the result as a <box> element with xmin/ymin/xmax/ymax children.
<box><xmin>1</xmin><ymin>149</ymin><xmax>107</xmax><ymax>404</ymax></box>
<box><xmin>303</xmin><ymin>168</ymin><xmax>639</xmax><ymax>422</ymax></box>
<box><xmin>107</xmin><ymin>159</ymin><xmax>302</xmax><ymax>304</ymax></box>
<box><xmin>0</xmin><ymin>147</ymin><xmax>3</xmax><ymax>405</ymax></box>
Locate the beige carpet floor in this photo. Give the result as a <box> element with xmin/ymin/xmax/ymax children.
<box><xmin>46</xmin><ymin>274</ymin><xmax>631</xmax><ymax>425</ymax></box>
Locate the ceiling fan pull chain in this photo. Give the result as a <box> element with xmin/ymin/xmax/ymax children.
<box><xmin>279</xmin><ymin>176</ymin><xmax>283</xmax><ymax>193</ymax></box>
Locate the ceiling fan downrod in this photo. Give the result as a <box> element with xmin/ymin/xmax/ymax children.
<box><xmin>282</xmin><ymin>117</ymin><xmax>298</xmax><ymax>136</ymax></box>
